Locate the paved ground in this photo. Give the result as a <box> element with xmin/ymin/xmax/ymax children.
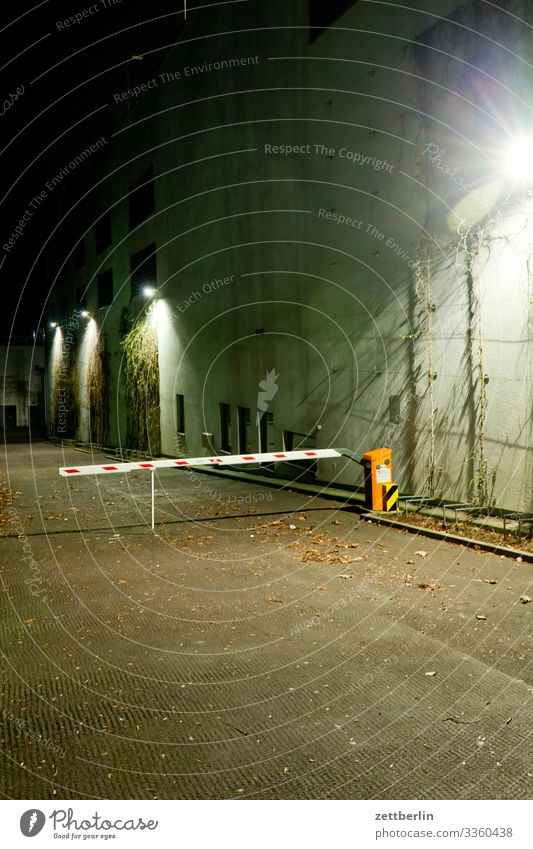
<box><xmin>0</xmin><ymin>440</ymin><xmax>532</xmax><ymax>800</ymax></box>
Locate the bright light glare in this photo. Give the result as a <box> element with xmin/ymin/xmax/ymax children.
<box><xmin>143</xmin><ymin>286</ymin><xmax>156</xmax><ymax>298</ymax></box>
<box><xmin>504</xmin><ymin>139</ymin><xmax>533</xmax><ymax>180</ymax></box>
<box><xmin>81</xmin><ymin>310</ymin><xmax>90</xmax><ymax>318</ymax></box>
<box><xmin>50</xmin><ymin>321</ymin><xmax>57</xmax><ymax>328</ymax></box>
<box><xmin>448</xmin><ymin>179</ymin><xmax>503</xmax><ymax>233</ymax></box>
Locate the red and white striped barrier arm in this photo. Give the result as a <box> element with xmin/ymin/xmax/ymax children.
<box><xmin>59</xmin><ymin>448</ymin><xmax>342</xmax><ymax>477</ymax></box>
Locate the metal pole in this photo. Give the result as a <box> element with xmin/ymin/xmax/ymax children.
<box><xmin>151</xmin><ymin>469</ymin><xmax>155</xmax><ymax>530</ymax></box>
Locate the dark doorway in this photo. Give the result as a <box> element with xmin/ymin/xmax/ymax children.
<box><xmin>238</xmin><ymin>406</ymin><xmax>252</xmax><ymax>453</ymax></box>
<box><xmin>2</xmin><ymin>406</ymin><xmax>17</xmax><ymax>429</ymax></box>
<box><xmin>220</xmin><ymin>403</ymin><xmax>232</xmax><ymax>453</ymax></box>
<box><xmin>28</xmin><ymin>406</ymin><xmax>41</xmax><ymax>431</ymax></box>
<box><xmin>259</xmin><ymin>411</ymin><xmax>276</xmax><ymax>453</ymax></box>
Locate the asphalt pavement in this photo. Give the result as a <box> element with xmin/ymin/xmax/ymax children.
<box><xmin>1</xmin><ymin>440</ymin><xmax>532</xmax><ymax>799</ymax></box>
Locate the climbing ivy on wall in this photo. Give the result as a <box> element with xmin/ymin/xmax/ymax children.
<box><xmin>460</xmin><ymin>225</ymin><xmax>492</xmax><ymax>507</ymax></box>
<box><xmin>87</xmin><ymin>330</ymin><xmax>108</xmax><ymax>447</ymax></box>
<box><xmin>411</xmin><ymin>228</ymin><xmax>494</xmax><ymax>506</ymax></box>
<box><xmin>64</xmin><ymin>354</ymin><xmax>79</xmax><ymax>438</ymax></box>
<box><xmin>51</xmin><ymin>339</ymin><xmax>79</xmax><ymax>439</ymax></box>
<box><xmin>413</xmin><ymin>244</ymin><xmax>437</xmax><ymax>496</ymax></box>
<box><xmin>120</xmin><ymin>304</ymin><xmax>160</xmax><ymax>455</ymax></box>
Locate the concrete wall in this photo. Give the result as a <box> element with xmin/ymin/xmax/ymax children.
<box><xmin>46</xmin><ymin>0</ymin><xmax>533</xmax><ymax>510</ymax></box>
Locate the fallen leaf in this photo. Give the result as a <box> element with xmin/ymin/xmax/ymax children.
<box><xmin>309</xmin><ymin>534</ymin><xmax>335</xmax><ymax>545</ymax></box>
<box><xmin>418</xmin><ymin>581</ymin><xmax>443</xmax><ymax>592</ymax></box>
<box><xmin>519</xmin><ymin>595</ymin><xmax>531</xmax><ymax>604</ymax></box>
<box><xmin>476</xmin><ymin>614</ymin><xmax>487</xmax><ymax>620</ymax></box>
<box><xmin>301</xmin><ymin>550</ymin><xmax>329</xmax><ymax>562</ymax></box>
<box><xmin>331</xmin><ymin>554</ymin><xmax>361</xmax><ymax>564</ymax></box>
<box><xmin>425</xmin><ymin>671</ymin><xmax>436</xmax><ymax>677</ymax></box>
<box><xmin>415</xmin><ymin>550</ymin><xmax>428</xmax><ymax>558</ymax></box>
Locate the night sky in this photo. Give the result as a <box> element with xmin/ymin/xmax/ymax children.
<box><xmin>0</xmin><ymin>0</ymin><xmax>189</xmax><ymax>337</ymax></box>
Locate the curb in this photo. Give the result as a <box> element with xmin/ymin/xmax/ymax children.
<box><xmin>198</xmin><ymin>466</ymin><xmax>533</xmax><ymax>563</ymax></box>
<box><xmin>359</xmin><ymin>512</ymin><xmax>533</xmax><ymax>563</ymax></box>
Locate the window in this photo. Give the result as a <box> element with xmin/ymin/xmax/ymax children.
<box><xmin>220</xmin><ymin>403</ymin><xmax>232</xmax><ymax>453</ymax></box>
<box><xmin>73</xmin><ymin>239</ymin><xmax>85</xmax><ymax>269</ymax></box>
<box><xmin>176</xmin><ymin>394</ymin><xmax>185</xmax><ymax>434</ymax></box>
<box><xmin>284</xmin><ymin>430</ymin><xmax>318</xmax><ymax>479</ymax></box>
<box><xmin>129</xmin><ymin>166</ymin><xmax>155</xmax><ymax>229</ymax></box>
<box><xmin>95</xmin><ymin>212</ymin><xmax>112</xmax><ymax>254</ymax></box>
<box><xmin>97</xmin><ymin>269</ymin><xmax>113</xmax><ymax>308</ymax></box>
<box><xmin>76</xmin><ymin>286</ymin><xmax>87</xmax><ymax>309</ymax></box>
<box><xmin>238</xmin><ymin>406</ymin><xmax>252</xmax><ymax>453</ymax></box>
<box><xmin>285</xmin><ymin>430</ymin><xmax>317</xmax><ymax>450</ymax></box>
<box><xmin>130</xmin><ymin>243</ymin><xmax>156</xmax><ymax>298</ymax></box>
<box><xmin>309</xmin><ymin>0</ymin><xmax>358</xmax><ymax>40</ymax></box>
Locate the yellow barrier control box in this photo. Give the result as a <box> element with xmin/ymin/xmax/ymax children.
<box><xmin>362</xmin><ymin>447</ymin><xmax>393</xmax><ymax>511</ymax></box>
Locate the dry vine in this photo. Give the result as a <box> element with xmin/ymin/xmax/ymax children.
<box><xmin>51</xmin><ymin>339</ymin><xmax>79</xmax><ymax>438</ymax></box>
<box><xmin>121</xmin><ymin>303</ymin><xmax>160</xmax><ymax>455</ymax></box>
<box><xmin>87</xmin><ymin>329</ymin><xmax>108</xmax><ymax>447</ymax></box>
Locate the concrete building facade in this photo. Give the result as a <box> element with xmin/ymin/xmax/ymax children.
<box><xmin>45</xmin><ymin>0</ymin><xmax>533</xmax><ymax>511</ymax></box>
<box><xmin>1</xmin><ymin>342</ymin><xmax>45</xmax><ymax>432</ymax></box>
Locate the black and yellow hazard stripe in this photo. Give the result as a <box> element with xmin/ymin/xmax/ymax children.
<box><xmin>382</xmin><ymin>483</ymin><xmax>399</xmax><ymax>512</ymax></box>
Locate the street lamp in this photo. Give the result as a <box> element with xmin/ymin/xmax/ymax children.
<box><xmin>503</xmin><ymin>138</ymin><xmax>533</xmax><ymax>181</ymax></box>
